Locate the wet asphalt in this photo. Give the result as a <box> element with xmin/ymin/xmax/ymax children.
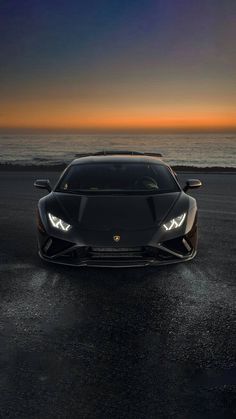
<box><xmin>0</xmin><ymin>171</ymin><xmax>235</xmax><ymax>419</ymax></box>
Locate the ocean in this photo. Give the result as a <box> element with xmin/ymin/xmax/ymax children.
<box><xmin>0</xmin><ymin>133</ymin><xmax>235</xmax><ymax>168</ymax></box>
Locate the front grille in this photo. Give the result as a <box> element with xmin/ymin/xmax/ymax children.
<box><xmin>74</xmin><ymin>246</ymin><xmax>181</xmax><ymax>261</ymax></box>
<box><xmin>89</xmin><ymin>246</ymin><xmax>145</xmax><ymax>259</ymax></box>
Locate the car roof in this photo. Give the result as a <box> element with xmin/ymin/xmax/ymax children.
<box><xmin>71</xmin><ymin>154</ymin><xmax>168</xmax><ymax>167</ymax></box>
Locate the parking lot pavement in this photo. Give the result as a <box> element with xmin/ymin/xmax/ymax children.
<box><xmin>0</xmin><ymin>171</ymin><xmax>235</xmax><ymax>418</ymax></box>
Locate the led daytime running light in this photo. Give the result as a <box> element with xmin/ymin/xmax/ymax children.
<box><xmin>48</xmin><ymin>213</ymin><xmax>71</xmax><ymax>232</ymax></box>
<box><xmin>163</xmin><ymin>213</ymin><xmax>186</xmax><ymax>231</ymax></box>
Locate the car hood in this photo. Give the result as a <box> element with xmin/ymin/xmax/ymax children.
<box><xmin>46</xmin><ymin>192</ymin><xmax>181</xmax><ymax>231</ymax></box>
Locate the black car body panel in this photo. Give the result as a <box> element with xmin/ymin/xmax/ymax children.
<box><xmin>35</xmin><ymin>153</ymin><xmax>200</xmax><ymax>267</ymax></box>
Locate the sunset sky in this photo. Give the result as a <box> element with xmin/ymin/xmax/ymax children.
<box><xmin>0</xmin><ymin>0</ymin><xmax>236</xmax><ymax>133</ymax></box>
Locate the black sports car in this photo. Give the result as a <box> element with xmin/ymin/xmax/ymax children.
<box><xmin>34</xmin><ymin>151</ymin><xmax>202</xmax><ymax>267</ymax></box>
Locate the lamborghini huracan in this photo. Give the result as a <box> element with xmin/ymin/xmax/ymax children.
<box><xmin>34</xmin><ymin>151</ymin><xmax>202</xmax><ymax>267</ymax></box>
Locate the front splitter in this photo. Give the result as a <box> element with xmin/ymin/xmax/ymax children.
<box><xmin>38</xmin><ymin>250</ymin><xmax>197</xmax><ymax>268</ymax></box>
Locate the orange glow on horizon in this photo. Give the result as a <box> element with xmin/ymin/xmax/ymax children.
<box><xmin>1</xmin><ymin>98</ymin><xmax>236</xmax><ymax>133</ymax></box>
<box><xmin>1</xmin><ymin>113</ymin><xmax>236</xmax><ymax>133</ymax></box>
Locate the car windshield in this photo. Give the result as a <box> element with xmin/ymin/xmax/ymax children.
<box><xmin>56</xmin><ymin>163</ymin><xmax>179</xmax><ymax>194</ymax></box>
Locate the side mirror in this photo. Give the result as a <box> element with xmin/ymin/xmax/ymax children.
<box><xmin>184</xmin><ymin>179</ymin><xmax>202</xmax><ymax>192</ymax></box>
<box><xmin>34</xmin><ymin>179</ymin><xmax>52</xmax><ymax>192</ymax></box>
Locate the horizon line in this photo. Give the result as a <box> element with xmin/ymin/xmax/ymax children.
<box><xmin>1</xmin><ymin>127</ymin><xmax>236</xmax><ymax>135</ymax></box>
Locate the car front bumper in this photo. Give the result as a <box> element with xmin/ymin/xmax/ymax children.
<box><xmin>38</xmin><ymin>233</ymin><xmax>197</xmax><ymax>268</ymax></box>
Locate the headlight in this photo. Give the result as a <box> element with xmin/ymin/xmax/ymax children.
<box><xmin>48</xmin><ymin>213</ymin><xmax>71</xmax><ymax>232</ymax></box>
<box><xmin>163</xmin><ymin>213</ymin><xmax>186</xmax><ymax>231</ymax></box>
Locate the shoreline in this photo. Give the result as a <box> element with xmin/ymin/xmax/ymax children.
<box><xmin>0</xmin><ymin>163</ymin><xmax>235</xmax><ymax>173</ymax></box>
